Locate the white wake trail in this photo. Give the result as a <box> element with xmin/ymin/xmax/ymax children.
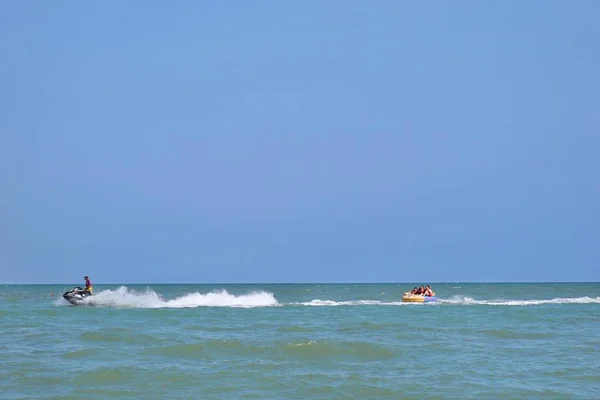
<box><xmin>295</xmin><ymin>296</ymin><xmax>600</xmax><ymax>307</ymax></box>
<box><xmin>296</xmin><ymin>299</ymin><xmax>409</xmax><ymax>306</ymax></box>
<box><xmin>440</xmin><ymin>295</ymin><xmax>600</xmax><ymax>306</ymax></box>
<box><xmin>67</xmin><ymin>287</ymin><xmax>279</xmax><ymax>308</ymax></box>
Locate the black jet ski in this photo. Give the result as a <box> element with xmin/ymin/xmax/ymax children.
<box><xmin>62</xmin><ymin>287</ymin><xmax>92</xmax><ymax>305</ymax></box>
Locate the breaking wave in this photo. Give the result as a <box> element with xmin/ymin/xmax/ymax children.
<box><xmin>64</xmin><ymin>286</ymin><xmax>279</xmax><ymax>308</ymax></box>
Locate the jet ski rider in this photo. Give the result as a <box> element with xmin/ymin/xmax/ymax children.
<box><xmin>84</xmin><ymin>276</ymin><xmax>93</xmax><ymax>294</ymax></box>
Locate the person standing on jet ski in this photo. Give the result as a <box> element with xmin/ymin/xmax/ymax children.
<box><xmin>83</xmin><ymin>276</ymin><xmax>93</xmax><ymax>294</ymax></box>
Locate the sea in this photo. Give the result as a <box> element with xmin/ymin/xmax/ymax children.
<box><xmin>1</xmin><ymin>283</ymin><xmax>599</xmax><ymax>399</ymax></box>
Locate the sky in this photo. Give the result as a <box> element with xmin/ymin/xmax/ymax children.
<box><xmin>1</xmin><ymin>1</ymin><xmax>599</xmax><ymax>284</ymax></box>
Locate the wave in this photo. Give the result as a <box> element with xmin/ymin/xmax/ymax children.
<box><xmin>65</xmin><ymin>286</ymin><xmax>279</xmax><ymax>308</ymax></box>
<box><xmin>440</xmin><ymin>295</ymin><xmax>600</xmax><ymax>306</ymax></box>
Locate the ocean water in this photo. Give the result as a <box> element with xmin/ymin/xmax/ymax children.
<box><xmin>1</xmin><ymin>283</ymin><xmax>599</xmax><ymax>399</ymax></box>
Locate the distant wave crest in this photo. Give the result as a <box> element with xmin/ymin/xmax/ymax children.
<box><xmin>68</xmin><ymin>286</ymin><xmax>279</xmax><ymax>308</ymax></box>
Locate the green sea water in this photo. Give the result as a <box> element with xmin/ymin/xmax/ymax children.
<box><xmin>1</xmin><ymin>283</ymin><xmax>599</xmax><ymax>399</ymax></box>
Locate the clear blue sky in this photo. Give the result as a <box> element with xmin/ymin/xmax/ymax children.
<box><xmin>1</xmin><ymin>1</ymin><xmax>598</xmax><ymax>284</ymax></box>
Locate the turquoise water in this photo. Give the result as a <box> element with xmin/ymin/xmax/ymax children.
<box><xmin>1</xmin><ymin>283</ymin><xmax>599</xmax><ymax>399</ymax></box>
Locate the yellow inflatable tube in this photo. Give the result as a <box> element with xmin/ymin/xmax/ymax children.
<box><xmin>401</xmin><ymin>292</ymin><xmax>438</xmax><ymax>303</ymax></box>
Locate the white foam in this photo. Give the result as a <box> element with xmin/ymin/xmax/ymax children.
<box><xmin>484</xmin><ymin>297</ymin><xmax>600</xmax><ymax>306</ymax></box>
<box><xmin>297</xmin><ymin>296</ymin><xmax>600</xmax><ymax>307</ymax></box>
<box><xmin>440</xmin><ymin>295</ymin><xmax>479</xmax><ymax>305</ymax></box>
<box><xmin>297</xmin><ymin>299</ymin><xmax>408</xmax><ymax>306</ymax></box>
<box><xmin>59</xmin><ymin>287</ymin><xmax>600</xmax><ymax>308</ymax></box>
<box><xmin>163</xmin><ymin>290</ymin><xmax>279</xmax><ymax>308</ymax></box>
<box><xmin>440</xmin><ymin>295</ymin><xmax>600</xmax><ymax>306</ymax></box>
<box><xmin>65</xmin><ymin>286</ymin><xmax>279</xmax><ymax>308</ymax></box>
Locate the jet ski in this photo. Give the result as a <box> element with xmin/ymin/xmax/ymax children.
<box><xmin>62</xmin><ymin>287</ymin><xmax>92</xmax><ymax>305</ymax></box>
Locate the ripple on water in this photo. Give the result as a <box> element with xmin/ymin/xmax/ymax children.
<box><xmin>277</xmin><ymin>325</ymin><xmax>314</xmax><ymax>333</ymax></box>
<box><xmin>336</xmin><ymin>383</ymin><xmax>404</xmax><ymax>399</ymax></box>
<box><xmin>144</xmin><ymin>342</ymin><xmax>208</xmax><ymax>358</ymax></box>
<box><xmin>34</xmin><ymin>397</ymin><xmax>81</xmax><ymax>400</ymax></box>
<box><xmin>63</xmin><ymin>348</ymin><xmax>104</xmax><ymax>359</ymax></box>
<box><xmin>31</xmin><ymin>309</ymin><xmax>61</xmax><ymax>317</ymax></box>
<box><xmin>142</xmin><ymin>339</ymin><xmax>399</xmax><ymax>362</ymax></box>
<box><xmin>281</xmin><ymin>340</ymin><xmax>398</xmax><ymax>361</ymax></box>
<box><xmin>46</xmin><ymin>392</ymin><xmax>137</xmax><ymax>400</ymax></box>
<box><xmin>478</xmin><ymin>329</ymin><xmax>555</xmax><ymax>340</ymax></box>
<box><xmin>339</xmin><ymin>321</ymin><xmax>403</xmax><ymax>333</ymax></box>
<box><xmin>14</xmin><ymin>374</ymin><xmax>67</xmax><ymax>386</ymax></box>
<box><xmin>79</xmin><ymin>329</ymin><xmax>162</xmax><ymax>345</ymax></box>
<box><xmin>74</xmin><ymin>367</ymin><xmax>142</xmax><ymax>385</ymax></box>
<box><xmin>144</xmin><ymin>339</ymin><xmax>268</xmax><ymax>359</ymax></box>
